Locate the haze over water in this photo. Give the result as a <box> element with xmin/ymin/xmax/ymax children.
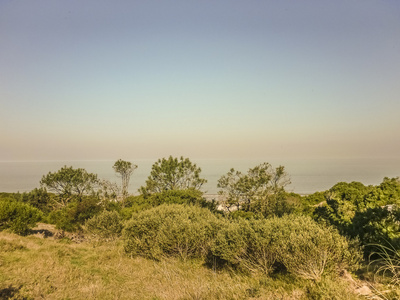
<box><xmin>1</xmin><ymin>1</ymin><xmax>400</xmax><ymax>163</ymax></box>
<box><xmin>1</xmin><ymin>1</ymin><xmax>399</xmax><ymax>187</ymax></box>
<box><xmin>1</xmin><ymin>158</ymin><xmax>399</xmax><ymax>195</ymax></box>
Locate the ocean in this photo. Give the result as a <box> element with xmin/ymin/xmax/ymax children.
<box><xmin>0</xmin><ymin>158</ymin><xmax>399</xmax><ymax>195</ymax></box>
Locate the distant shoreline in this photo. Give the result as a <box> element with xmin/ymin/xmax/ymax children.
<box><xmin>1</xmin><ymin>159</ymin><xmax>399</xmax><ymax>195</ymax></box>
<box><xmin>203</xmin><ymin>193</ymin><xmax>310</xmax><ymax>202</ymax></box>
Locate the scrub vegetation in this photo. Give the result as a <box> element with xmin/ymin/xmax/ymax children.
<box><xmin>1</xmin><ymin>156</ymin><xmax>400</xmax><ymax>299</ymax></box>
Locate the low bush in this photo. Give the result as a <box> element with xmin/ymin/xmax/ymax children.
<box><xmin>120</xmin><ymin>189</ymin><xmax>217</xmax><ymax>219</ymax></box>
<box><xmin>85</xmin><ymin>210</ymin><xmax>123</xmax><ymax>240</ymax></box>
<box><xmin>0</xmin><ymin>197</ymin><xmax>42</xmax><ymax>235</ymax></box>
<box><xmin>210</xmin><ymin>215</ymin><xmax>362</xmax><ymax>281</ymax></box>
<box><xmin>21</xmin><ymin>188</ymin><xmax>52</xmax><ymax>213</ymax></box>
<box><xmin>271</xmin><ymin>215</ymin><xmax>362</xmax><ymax>281</ymax></box>
<box><xmin>48</xmin><ymin>196</ymin><xmax>102</xmax><ymax>232</ymax></box>
<box><xmin>210</xmin><ymin>218</ymin><xmax>277</xmax><ymax>274</ymax></box>
<box><xmin>123</xmin><ymin>204</ymin><xmax>222</xmax><ymax>260</ymax></box>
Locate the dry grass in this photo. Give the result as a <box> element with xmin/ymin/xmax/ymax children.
<box><xmin>0</xmin><ymin>230</ymin><xmax>364</xmax><ymax>300</ymax></box>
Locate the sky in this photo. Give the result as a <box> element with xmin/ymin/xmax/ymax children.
<box><xmin>1</xmin><ymin>0</ymin><xmax>400</xmax><ymax>161</ymax></box>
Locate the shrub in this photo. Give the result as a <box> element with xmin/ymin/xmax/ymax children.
<box><xmin>119</xmin><ymin>195</ymin><xmax>154</xmax><ymax>220</ymax></box>
<box><xmin>85</xmin><ymin>210</ymin><xmax>123</xmax><ymax>240</ymax></box>
<box><xmin>351</xmin><ymin>206</ymin><xmax>400</xmax><ymax>250</ymax></box>
<box><xmin>22</xmin><ymin>188</ymin><xmax>51</xmax><ymax>212</ymax></box>
<box><xmin>210</xmin><ymin>218</ymin><xmax>277</xmax><ymax>274</ymax></box>
<box><xmin>305</xmin><ymin>276</ymin><xmax>359</xmax><ymax>300</ymax></box>
<box><xmin>0</xmin><ymin>198</ymin><xmax>42</xmax><ymax>235</ymax></box>
<box><xmin>210</xmin><ymin>215</ymin><xmax>362</xmax><ymax>280</ymax></box>
<box><xmin>120</xmin><ymin>189</ymin><xmax>217</xmax><ymax>219</ymax></box>
<box><xmin>48</xmin><ymin>196</ymin><xmax>102</xmax><ymax>232</ymax></box>
<box><xmin>145</xmin><ymin>189</ymin><xmax>213</xmax><ymax>208</ymax></box>
<box><xmin>271</xmin><ymin>215</ymin><xmax>362</xmax><ymax>281</ymax></box>
<box><xmin>123</xmin><ymin>204</ymin><xmax>222</xmax><ymax>260</ymax></box>
<box><xmin>0</xmin><ymin>193</ymin><xmax>22</xmax><ymax>201</ymax></box>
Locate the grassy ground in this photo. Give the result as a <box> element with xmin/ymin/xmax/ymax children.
<box><xmin>0</xmin><ymin>228</ymin><xmax>391</xmax><ymax>300</ymax></box>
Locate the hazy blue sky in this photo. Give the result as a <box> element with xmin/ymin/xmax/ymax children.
<box><xmin>1</xmin><ymin>0</ymin><xmax>399</xmax><ymax>161</ymax></box>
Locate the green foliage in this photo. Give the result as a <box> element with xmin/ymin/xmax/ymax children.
<box><xmin>48</xmin><ymin>196</ymin><xmax>102</xmax><ymax>232</ymax></box>
<box><xmin>85</xmin><ymin>210</ymin><xmax>123</xmax><ymax>240</ymax></box>
<box><xmin>140</xmin><ymin>156</ymin><xmax>207</xmax><ymax>194</ymax></box>
<box><xmin>252</xmin><ymin>191</ymin><xmax>302</xmax><ymax>218</ymax></box>
<box><xmin>228</xmin><ymin>210</ymin><xmax>258</xmax><ymax>220</ymax></box>
<box><xmin>123</xmin><ymin>204</ymin><xmax>222</xmax><ymax>260</ymax></box>
<box><xmin>352</xmin><ymin>206</ymin><xmax>400</xmax><ymax>247</ymax></box>
<box><xmin>303</xmin><ymin>191</ymin><xmax>326</xmax><ymax>206</ymax></box>
<box><xmin>210</xmin><ymin>215</ymin><xmax>361</xmax><ymax>281</ymax></box>
<box><xmin>313</xmin><ymin>178</ymin><xmax>400</xmax><ymax>254</ymax></box>
<box><xmin>0</xmin><ymin>192</ymin><xmax>22</xmax><ymax>202</ymax></box>
<box><xmin>119</xmin><ymin>195</ymin><xmax>154</xmax><ymax>219</ymax></box>
<box><xmin>120</xmin><ymin>189</ymin><xmax>217</xmax><ymax>220</ymax></box>
<box><xmin>271</xmin><ymin>215</ymin><xmax>362</xmax><ymax>281</ymax></box>
<box><xmin>210</xmin><ymin>218</ymin><xmax>278</xmax><ymax>274</ymax></box>
<box><xmin>365</xmin><ymin>177</ymin><xmax>400</xmax><ymax>207</ymax></box>
<box><xmin>217</xmin><ymin>163</ymin><xmax>293</xmax><ymax>217</ymax></box>
<box><xmin>40</xmin><ymin>166</ymin><xmax>100</xmax><ymax>207</ymax></box>
<box><xmin>319</xmin><ymin>182</ymin><xmax>369</xmax><ymax>230</ymax></box>
<box><xmin>0</xmin><ymin>197</ymin><xmax>42</xmax><ymax>235</ymax></box>
<box><xmin>21</xmin><ymin>187</ymin><xmax>51</xmax><ymax>212</ymax></box>
<box><xmin>145</xmin><ymin>189</ymin><xmax>206</xmax><ymax>205</ymax></box>
<box><xmin>305</xmin><ymin>276</ymin><xmax>361</xmax><ymax>300</ymax></box>
<box><xmin>113</xmin><ymin>159</ymin><xmax>137</xmax><ymax>198</ymax></box>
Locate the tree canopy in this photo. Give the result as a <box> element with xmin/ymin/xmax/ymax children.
<box><xmin>217</xmin><ymin>162</ymin><xmax>292</xmax><ymax>216</ymax></box>
<box><xmin>40</xmin><ymin>166</ymin><xmax>99</xmax><ymax>206</ymax></box>
<box><xmin>140</xmin><ymin>156</ymin><xmax>207</xmax><ymax>194</ymax></box>
<box><xmin>113</xmin><ymin>159</ymin><xmax>137</xmax><ymax>198</ymax></box>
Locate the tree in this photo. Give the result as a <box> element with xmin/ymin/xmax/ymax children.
<box><xmin>98</xmin><ymin>179</ymin><xmax>120</xmax><ymax>201</ymax></box>
<box><xmin>312</xmin><ymin>178</ymin><xmax>400</xmax><ymax>252</ymax></box>
<box><xmin>313</xmin><ymin>181</ymin><xmax>370</xmax><ymax>234</ymax></box>
<box><xmin>140</xmin><ymin>156</ymin><xmax>207</xmax><ymax>194</ymax></box>
<box><xmin>217</xmin><ymin>162</ymin><xmax>291</xmax><ymax>216</ymax></box>
<box><xmin>40</xmin><ymin>166</ymin><xmax>99</xmax><ymax>207</ymax></box>
<box><xmin>351</xmin><ymin>206</ymin><xmax>400</xmax><ymax>248</ymax></box>
<box><xmin>113</xmin><ymin>159</ymin><xmax>137</xmax><ymax>199</ymax></box>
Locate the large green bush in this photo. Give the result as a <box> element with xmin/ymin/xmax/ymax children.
<box><xmin>85</xmin><ymin>210</ymin><xmax>123</xmax><ymax>240</ymax></box>
<box><xmin>0</xmin><ymin>198</ymin><xmax>42</xmax><ymax>235</ymax></box>
<box><xmin>210</xmin><ymin>215</ymin><xmax>361</xmax><ymax>280</ymax></box>
<box><xmin>123</xmin><ymin>204</ymin><xmax>222</xmax><ymax>260</ymax></box>
<box><xmin>48</xmin><ymin>196</ymin><xmax>102</xmax><ymax>232</ymax></box>
<box><xmin>210</xmin><ymin>218</ymin><xmax>277</xmax><ymax>274</ymax></box>
<box><xmin>271</xmin><ymin>215</ymin><xmax>362</xmax><ymax>281</ymax></box>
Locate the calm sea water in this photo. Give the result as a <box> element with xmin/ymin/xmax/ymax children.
<box><xmin>0</xmin><ymin>158</ymin><xmax>399</xmax><ymax>195</ymax></box>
